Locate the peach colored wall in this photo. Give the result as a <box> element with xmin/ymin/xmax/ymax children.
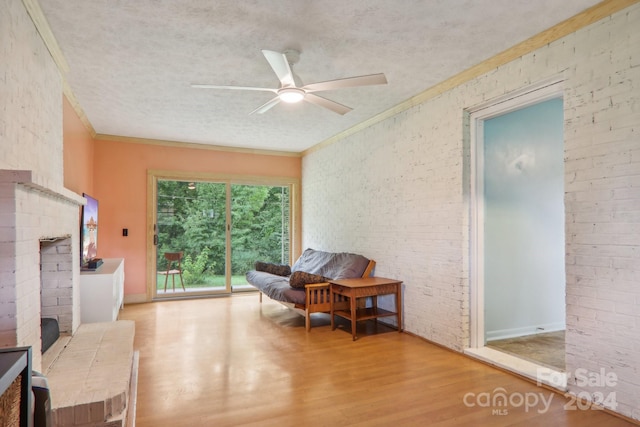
<box><xmin>62</xmin><ymin>99</ymin><xmax>301</xmax><ymax>299</ymax></box>
<box><xmin>92</xmin><ymin>139</ymin><xmax>301</xmax><ymax>297</ymax></box>
<box><xmin>62</xmin><ymin>97</ymin><xmax>94</xmax><ymax>195</ymax></box>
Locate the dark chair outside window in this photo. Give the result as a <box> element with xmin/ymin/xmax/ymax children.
<box><xmin>159</xmin><ymin>252</ymin><xmax>185</xmax><ymax>292</ymax></box>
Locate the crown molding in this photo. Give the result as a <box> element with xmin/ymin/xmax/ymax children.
<box><xmin>63</xmin><ymin>82</ymin><xmax>97</xmax><ymax>137</ymax></box>
<box><xmin>303</xmin><ymin>0</ymin><xmax>640</xmax><ymax>157</ymax></box>
<box><xmin>94</xmin><ymin>134</ymin><xmax>302</xmax><ymax>158</ymax></box>
<box><xmin>22</xmin><ymin>0</ymin><xmax>69</xmax><ymax>73</ymax></box>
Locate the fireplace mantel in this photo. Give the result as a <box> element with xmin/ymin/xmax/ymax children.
<box><xmin>0</xmin><ymin>169</ymin><xmax>85</xmax><ymax>206</ymax></box>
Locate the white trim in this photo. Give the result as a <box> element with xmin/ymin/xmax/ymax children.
<box><xmin>469</xmin><ymin>113</ymin><xmax>484</xmax><ymax>348</ymax></box>
<box><xmin>468</xmin><ymin>77</ymin><xmax>564</xmax><ymax>349</ymax></box>
<box><xmin>467</xmin><ymin>75</ymin><xmax>565</xmax><ymax>116</ymax></box>
<box><xmin>485</xmin><ymin>322</ymin><xmax>566</xmax><ymax>341</ymax></box>
<box><xmin>464</xmin><ymin>347</ymin><xmax>567</xmax><ymax>391</ymax></box>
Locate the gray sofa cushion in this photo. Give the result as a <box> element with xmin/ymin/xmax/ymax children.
<box><xmin>245</xmin><ymin>270</ymin><xmax>304</xmax><ymax>303</ymax></box>
<box><xmin>291</xmin><ymin>248</ymin><xmax>370</xmax><ymax>279</ymax></box>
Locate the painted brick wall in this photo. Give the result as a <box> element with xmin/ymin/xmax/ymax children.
<box><xmin>562</xmin><ymin>5</ymin><xmax>640</xmax><ymax>420</ymax></box>
<box><xmin>302</xmin><ymin>4</ymin><xmax>639</xmax><ymax>421</ymax></box>
<box><xmin>0</xmin><ymin>0</ymin><xmax>63</xmax><ymax>181</ymax></box>
<box><xmin>0</xmin><ymin>178</ymin><xmax>82</xmax><ymax>371</ymax></box>
<box><xmin>0</xmin><ymin>0</ymin><xmax>83</xmax><ymax>372</ymax></box>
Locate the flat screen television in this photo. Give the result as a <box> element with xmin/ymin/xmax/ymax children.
<box><xmin>80</xmin><ymin>193</ymin><xmax>99</xmax><ymax>267</ymax></box>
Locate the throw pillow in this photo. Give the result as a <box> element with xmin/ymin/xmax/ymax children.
<box><xmin>254</xmin><ymin>261</ymin><xmax>291</xmax><ymax>277</ymax></box>
<box><xmin>289</xmin><ymin>271</ymin><xmax>331</xmax><ymax>289</ymax></box>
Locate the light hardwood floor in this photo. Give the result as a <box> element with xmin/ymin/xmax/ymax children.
<box><xmin>120</xmin><ymin>294</ymin><xmax>635</xmax><ymax>427</ymax></box>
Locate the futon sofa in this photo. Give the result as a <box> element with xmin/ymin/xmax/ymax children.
<box><xmin>246</xmin><ymin>248</ymin><xmax>376</xmax><ymax>330</ymax></box>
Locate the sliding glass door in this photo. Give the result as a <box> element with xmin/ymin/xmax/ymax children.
<box><xmin>155</xmin><ymin>180</ymin><xmax>229</xmax><ymax>296</ymax></box>
<box><xmin>230</xmin><ymin>184</ymin><xmax>290</xmax><ymax>291</ymax></box>
<box><xmin>149</xmin><ymin>172</ymin><xmax>297</xmax><ymax>299</ymax></box>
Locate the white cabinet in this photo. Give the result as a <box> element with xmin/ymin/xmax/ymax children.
<box><xmin>80</xmin><ymin>258</ymin><xmax>125</xmax><ymax>323</ymax></box>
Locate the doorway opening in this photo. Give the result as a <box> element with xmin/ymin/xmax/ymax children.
<box><xmin>466</xmin><ymin>79</ymin><xmax>568</xmax><ymax>387</ymax></box>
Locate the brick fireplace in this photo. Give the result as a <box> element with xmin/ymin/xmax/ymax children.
<box><xmin>0</xmin><ymin>169</ymin><xmax>85</xmax><ymax>371</ymax></box>
<box><xmin>40</xmin><ymin>237</ymin><xmax>74</xmax><ymax>334</ymax></box>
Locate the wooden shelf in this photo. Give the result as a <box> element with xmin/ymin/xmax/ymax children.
<box><xmin>334</xmin><ymin>307</ymin><xmax>397</xmax><ymax>322</ymax></box>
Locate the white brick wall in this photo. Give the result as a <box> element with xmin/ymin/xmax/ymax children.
<box><xmin>302</xmin><ymin>4</ymin><xmax>639</xmax><ymax>421</ymax></box>
<box><xmin>0</xmin><ymin>0</ymin><xmax>84</xmax><ymax>372</ymax></box>
<box><xmin>0</xmin><ymin>0</ymin><xmax>64</xmax><ymax>181</ymax></box>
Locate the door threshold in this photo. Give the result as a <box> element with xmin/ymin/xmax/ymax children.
<box><xmin>464</xmin><ymin>346</ymin><xmax>567</xmax><ymax>391</ymax></box>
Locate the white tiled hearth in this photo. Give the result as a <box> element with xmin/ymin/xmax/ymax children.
<box><xmin>42</xmin><ymin>321</ymin><xmax>137</xmax><ymax>427</ymax></box>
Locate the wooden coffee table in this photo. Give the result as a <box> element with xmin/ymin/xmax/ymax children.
<box><xmin>330</xmin><ymin>277</ymin><xmax>402</xmax><ymax>341</ymax></box>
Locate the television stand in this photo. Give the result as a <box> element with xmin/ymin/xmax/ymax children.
<box><xmin>80</xmin><ymin>258</ymin><xmax>125</xmax><ymax>322</ymax></box>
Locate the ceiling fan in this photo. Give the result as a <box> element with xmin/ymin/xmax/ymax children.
<box><xmin>191</xmin><ymin>49</ymin><xmax>387</xmax><ymax>115</ymax></box>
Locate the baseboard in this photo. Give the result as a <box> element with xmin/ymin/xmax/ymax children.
<box><xmin>124</xmin><ymin>293</ymin><xmax>148</xmax><ymax>304</ymax></box>
<box><xmin>486</xmin><ymin>322</ymin><xmax>565</xmax><ymax>341</ymax></box>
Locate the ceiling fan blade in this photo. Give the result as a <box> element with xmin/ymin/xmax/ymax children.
<box><xmin>191</xmin><ymin>84</ymin><xmax>276</xmax><ymax>93</ymax></box>
<box><xmin>249</xmin><ymin>96</ymin><xmax>281</xmax><ymax>115</ymax></box>
<box><xmin>304</xmin><ymin>93</ymin><xmax>352</xmax><ymax>115</ymax></box>
<box><xmin>302</xmin><ymin>73</ymin><xmax>387</xmax><ymax>93</ymax></box>
<box><xmin>262</xmin><ymin>50</ymin><xmax>295</xmax><ymax>88</ymax></box>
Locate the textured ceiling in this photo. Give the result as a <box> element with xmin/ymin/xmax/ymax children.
<box><xmin>39</xmin><ymin>0</ymin><xmax>602</xmax><ymax>153</ymax></box>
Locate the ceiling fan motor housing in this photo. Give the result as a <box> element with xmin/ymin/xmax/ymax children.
<box><xmin>278</xmin><ymin>87</ymin><xmax>305</xmax><ymax>103</ymax></box>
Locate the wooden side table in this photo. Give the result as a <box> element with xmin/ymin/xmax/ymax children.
<box><xmin>330</xmin><ymin>277</ymin><xmax>402</xmax><ymax>341</ymax></box>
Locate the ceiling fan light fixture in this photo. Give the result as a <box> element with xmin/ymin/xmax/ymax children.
<box><xmin>192</xmin><ymin>49</ymin><xmax>386</xmax><ymax>115</ymax></box>
<box><xmin>278</xmin><ymin>87</ymin><xmax>305</xmax><ymax>103</ymax></box>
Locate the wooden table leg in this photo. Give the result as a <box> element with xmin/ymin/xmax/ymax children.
<box><xmin>330</xmin><ymin>285</ymin><xmax>335</xmax><ymax>331</ymax></box>
<box><xmin>396</xmin><ymin>284</ymin><xmax>402</xmax><ymax>332</ymax></box>
<box><xmin>350</xmin><ymin>291</ymin><xmax>357</xmax><ymax>341</ymax></box>
<box><xmin>372</xmin><ymin>295</ymin><xmax>378</xmax><ymax>326</ymax></box>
